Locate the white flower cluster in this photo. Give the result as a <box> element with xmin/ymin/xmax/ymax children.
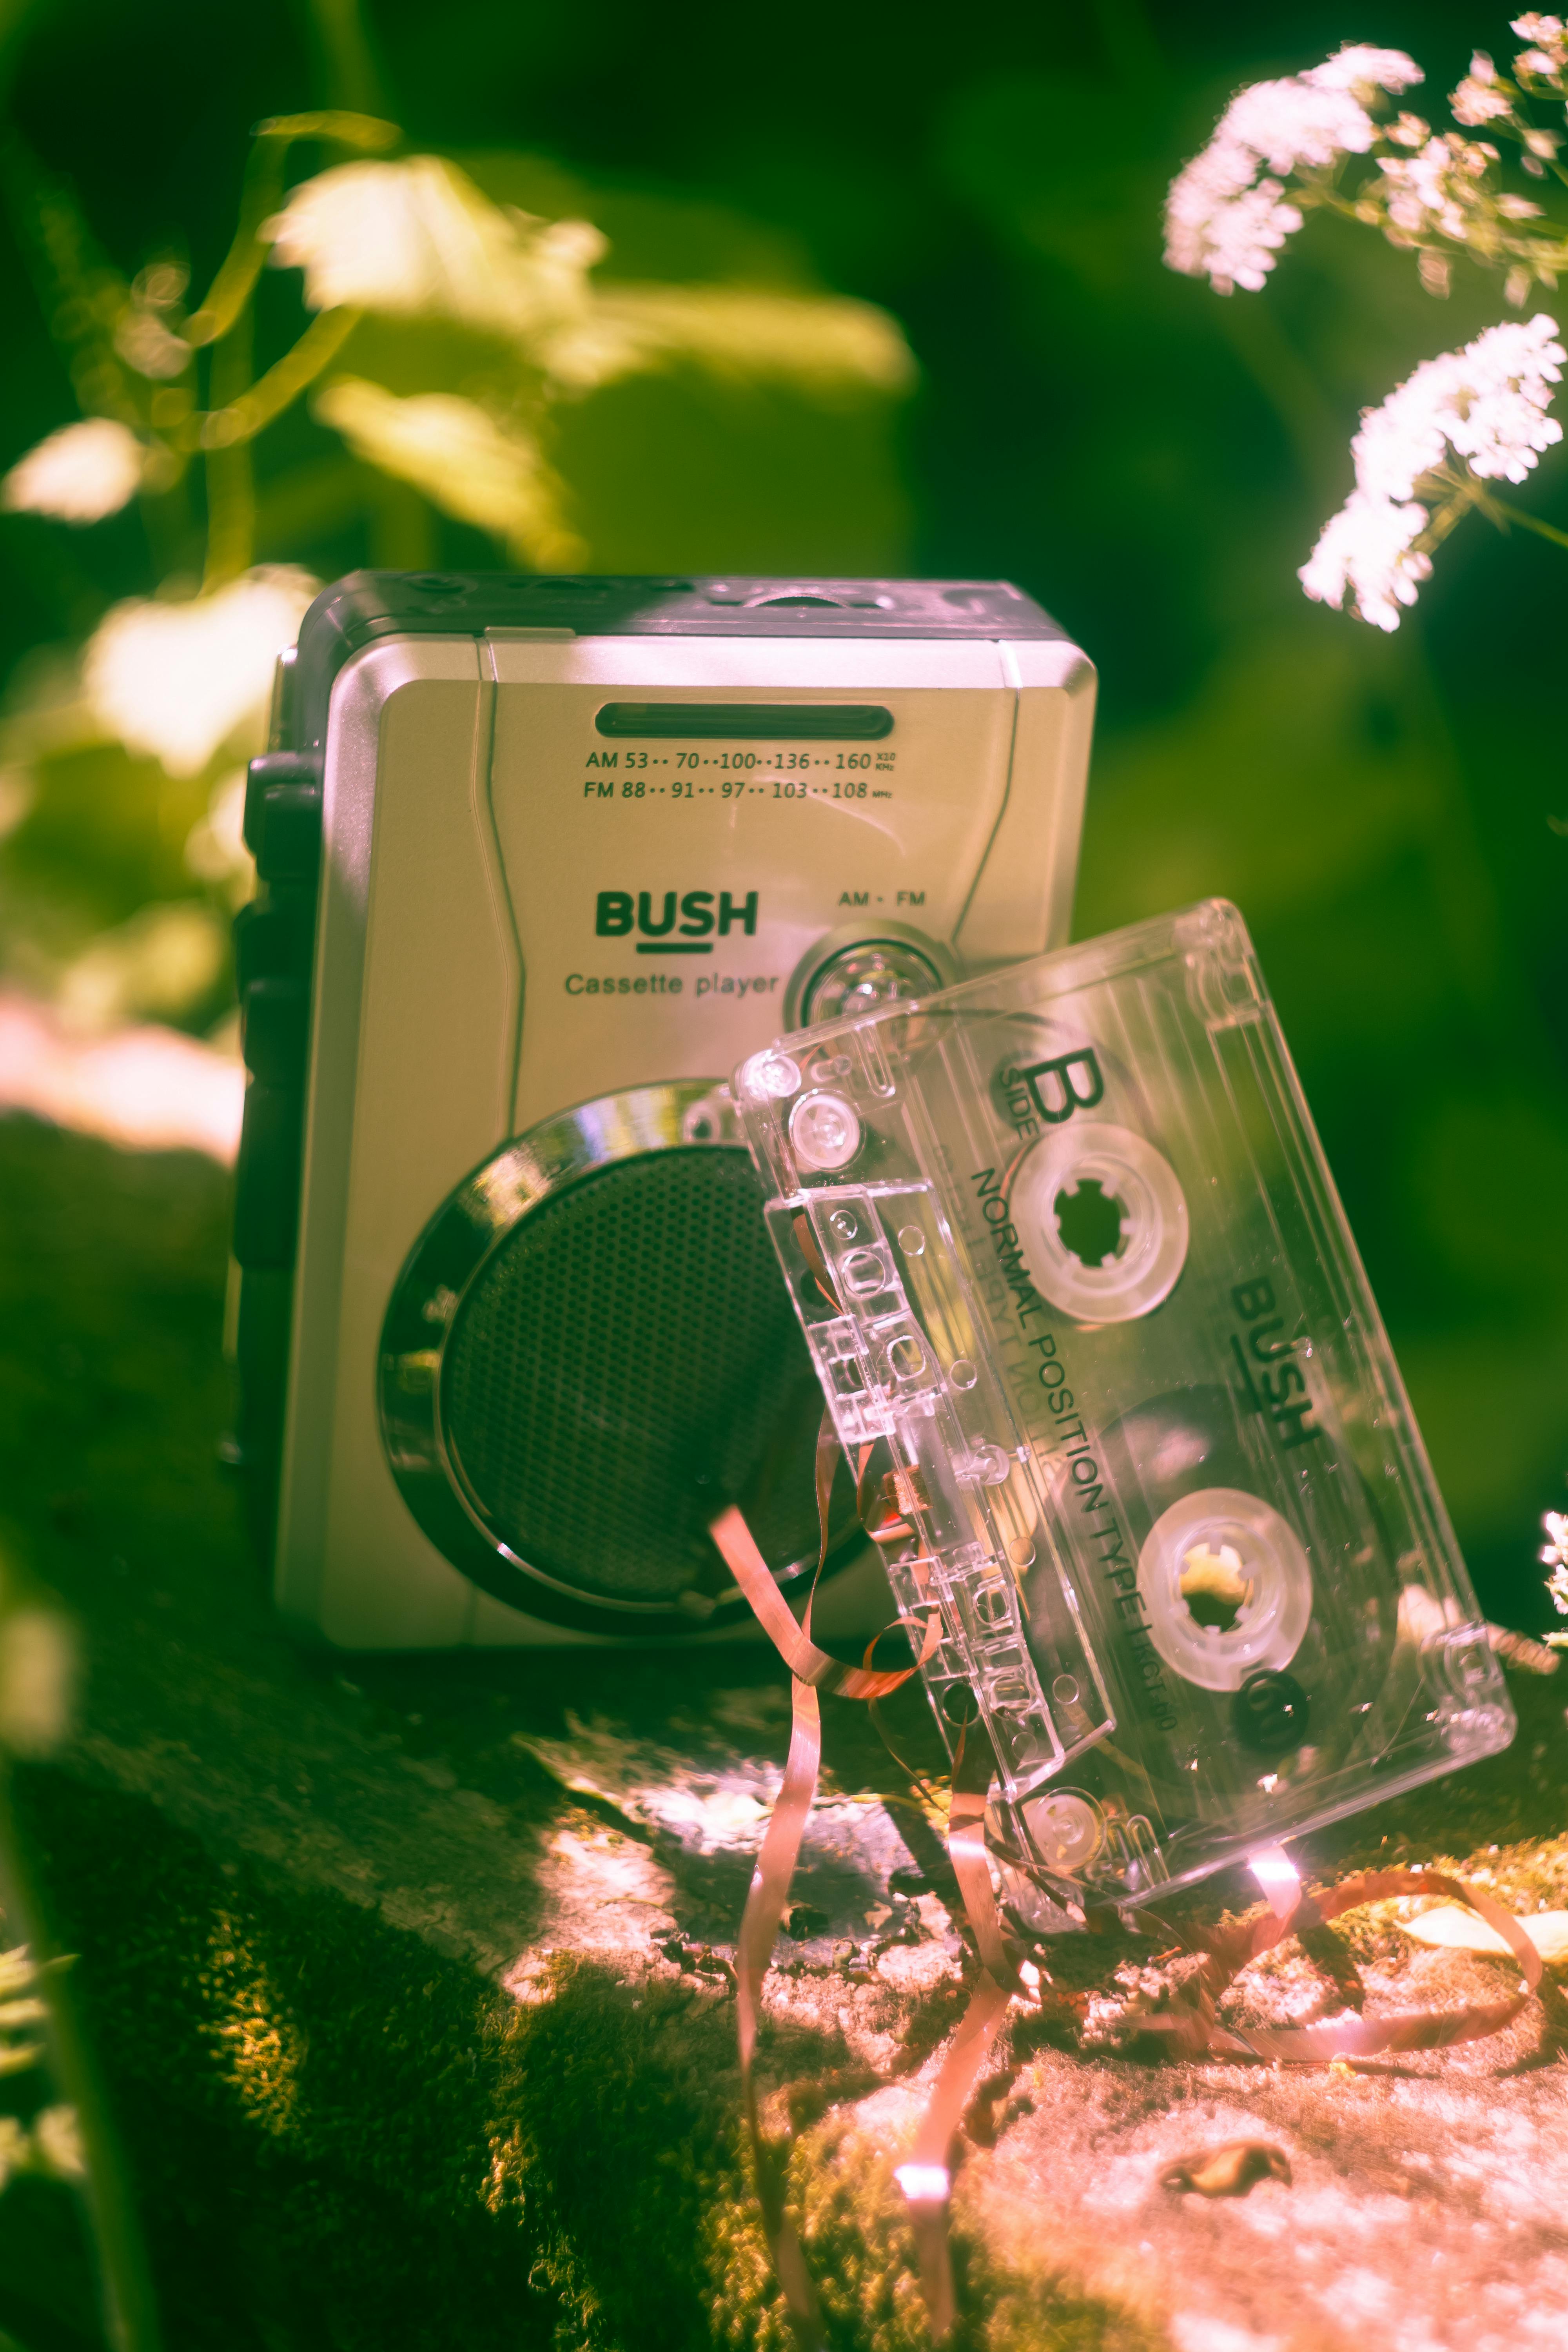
<box><xmin>1451</xmin><ymin>51</ymin><xmax>1515</xmax><ymax>125</ymax></box>
<box><xmin>1165</xmin><ymin>44</ymin><xmax>1422</xmax><ymax>292</ymax></box>
<box><xmin>1361</xmin><ymin>313</ymin><xmax>1564</xmax><ymax>494</ymax></box>
<box><xmin>1512</xmin><ymin>13</ymin><xmax>1568</xmax><ymax>80</ymax></box>
<box><xmin>1300</xmin><ymin>314</ymin><xmax>1564</xmax><ymax>627</ymax></box>
<box><xmin>1299</xmin><ymin>495</ymin><xmax>1432</xmax><ymax>631</ymax></box>
<box><xmin>1447</xmin><ymin>23</ymin><xmax>1568</xmax><ymax>170</ymax></box>
<box><xmin>1544</xmin><ymin>1510</ymin><xmax>1568</xmax><ymax>1584</ymax></box>
<box><xmin>1544</xmin><ymin>1509</ymin><xmax>1568</xmax><ymax>1641</ymax></box>
<box><xmin>1377</xmin><ymin>131</ymin><xmax>1499</xmax><ymax>243</ymax></box>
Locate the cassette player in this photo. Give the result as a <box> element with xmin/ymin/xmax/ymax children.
<box><xmin>736</xmin><ymin>899</ymin><xmax>1515</xmax><ymax>1909</ymax></box>
<box><xmin>235</xmin><ymin>571</ymin><xmax>1095</xmax><ymax>1650</ymax></box>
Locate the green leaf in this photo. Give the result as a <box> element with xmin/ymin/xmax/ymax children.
<box><xmin>312</xmin><ymin>379</ymin><xmax>582</xmax><ymax>566</ymax></box>
<box><xmin>546</xmin><ymin>284</ymin><xmax>914</xmax><ymax>403</ymax></box>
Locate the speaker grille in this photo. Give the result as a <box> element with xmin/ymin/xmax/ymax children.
<box><xmin>441</xmin><ymin>1147</ymin><xmax>826</xmax><ymax>1605</ymax></box>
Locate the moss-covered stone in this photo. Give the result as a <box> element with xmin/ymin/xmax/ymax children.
<box><xmin>4</xmin><ymin>1112</ymin><xmax>1568</xmax><ymax>2351</ymax></box>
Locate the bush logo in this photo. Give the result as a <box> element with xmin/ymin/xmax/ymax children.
<box><xmin>1009</xmin><ymin>1048</ymin><xmax>1105</xmax><ymax>1125</ymax></box>
<box><xmin>595</xmin><ymin>889</ymin><xmax>759</xmax><ymax>956</ymax></box>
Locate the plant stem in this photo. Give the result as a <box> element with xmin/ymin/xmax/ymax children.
<box><xmin>1482</xmin><ymin>492</ymin><xmax>1568</xmax><ymax>550</ymax></box>
<box><xmin>184</xmin><ymin>136</ymin><xmax>289</xmax><ymax>351</ymax></box>
<box><xmin>194</xmin><ymin>306</ymin><xmax>361</xmax><ymax>454</ymax></box>
<box><xmin>185</xmin><ymin>111</ymin><xmax>397</xmax><ymax>351</ymax></box>
<box><xmin>136</xmin><ymin>464</ymin><xmax>195</xmax><ymax>588</ymax></box>
<box><xmin>202</xmin><ymin>306</ymin><xmax>256</xmax><ymax>588</ymax></box>
<box><xmin>306</xmin><ymin>0</ymin><xmax>393</xmax><ymax>115</ymax></box>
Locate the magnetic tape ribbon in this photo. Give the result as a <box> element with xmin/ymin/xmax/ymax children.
<box><xmin>711</xmin><ymin>1416</ymin><xmax>1024</xmax><ymax>2347</ymax></box>
<box><xmin>711</xmin><ymin>1292</ymin><xmax>1547</xmax><ymax>2336</ymax></box>
<box><xmin>892</xmin><ymin>1711</ymin><xmax>1019</xmax><ymax>2341</ymax></box>
<box><xmin>1135</xmin><ymin>1866</ymin><xmax>1544</xmax><ymax>2064</ymax></box>
<box><xmin>712</xmin><ymin>1461</ymin><xmax>1550</xmax><ymax>2345</ymax></box>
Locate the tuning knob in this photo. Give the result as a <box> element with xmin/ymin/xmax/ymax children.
<box><xmin>785</xmin><ymin>920</ymin><xmax>955</xmax><ymax>1029</ymax></box>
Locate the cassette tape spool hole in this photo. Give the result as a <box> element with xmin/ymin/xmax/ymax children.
<box><xmin>1136</xmin><ymin>1488</ymin><xmax>1314</xmax><ymax>1742</ymax></box>
<box><xmin>1013</xmin><ymin>1123</ymin><xmax>1189</xmax><ymax>1322</ymax></box>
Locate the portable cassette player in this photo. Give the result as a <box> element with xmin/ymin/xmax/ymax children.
<box><xmin>231</xmin><ymin>572</ymin><xmax>1096</xmax><ymax>1648</ymax></box>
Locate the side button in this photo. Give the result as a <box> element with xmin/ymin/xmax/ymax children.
<box><xmin>243</xmin><ymin>752</ymin><xmax>317</xmax><ymax>857</ymax></box>
<box><xmin>234</xmin><ymin>898</ymin><xmax>307</xmax><ymax>992</ymax></box>
<box><xmin>241</xmin><ymin>977</ymin><xmax>309</xmax><ymax>1085</ymax></box>
<box><xmin>254</xmin><ymin>783</ymin><xmax>322</xmax><ymax>884</ymax></box>
<box><xmin>233</xmin><ymin>1082</ymin><xmax>305</xmax><ymax>1270</ymax></box>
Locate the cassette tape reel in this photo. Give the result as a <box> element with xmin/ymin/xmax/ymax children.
<box><xmin>737</xmin><ymin>899</ymin><xmax>1515</xmax><ymax>1909</ymax></box>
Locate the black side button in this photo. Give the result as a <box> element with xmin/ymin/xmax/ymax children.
<box><xmin>241</xmin><ymin>978</ymin><xmax>309</xmax><ymax>1085</ymax></box>
<box><xmin>242</xmin><ymin>748</ymin><xmax>315</xmax><ymax>851</ymax></box>
<box><xmin>233</xmin><ymin>1083</ymin><xmax>306</xmax><ymax>1270</ymax></box>
<box><xmin>244</xmin><ymin>752</ymin><xmax>318</xmax><ymax>856</ymax></box>
<box><xmin>254</xmin><ymin>783</ymin><xmax>322</xmax><ymax>884</ymax></box>
<box><xmin>234</xmin><ymin>898</ymin><xmax>305</xmax><ymax>992</ymax></box>
<box><xmin>232</xmin><ymin>1082</ymin><xmax>305</xmax><ymax>1270</ymax></box>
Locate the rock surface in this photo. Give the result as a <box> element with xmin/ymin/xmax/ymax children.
<box><xmin>3</xmin><ymin>1113</ymin><xmax>1568</xmax><ymax>2352</ymax></box>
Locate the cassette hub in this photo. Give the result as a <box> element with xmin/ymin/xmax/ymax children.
<box><xmin>1013</xmin><ymin>1120</ymin><xmax>1189</xmax><ymax>1322</ymax></box>
<box><xmin>1135</xmin><ymin>1487</ymin><xmax>1313</xmax><ymax>1693</ymax></box>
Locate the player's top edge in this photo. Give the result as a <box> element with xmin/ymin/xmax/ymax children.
<box><xmin>282</xmin><ymin>570</ymin><xmax>1072</xmax><ymax>755</ymax></box>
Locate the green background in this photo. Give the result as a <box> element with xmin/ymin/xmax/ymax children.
<box><xmin>0</xmin><ymin>0</ymin><xmax>1563</xmax><ymax>1621</ymax></box>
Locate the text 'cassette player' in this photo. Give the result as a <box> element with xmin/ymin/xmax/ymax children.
<box><xmin>736</xmin><ymin>900</ymin><xmax>1514</xmax><ymax>1909</ymax></box>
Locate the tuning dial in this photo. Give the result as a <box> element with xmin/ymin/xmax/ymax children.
<box><xmin>785</xmin><ymin>920</ymin><xmax>956</xmax><ymax>1030</ymax></box>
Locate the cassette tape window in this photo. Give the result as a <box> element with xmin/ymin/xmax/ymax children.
<box><xmin>738</xmin><ymin>897</ymin><xmax>1514</xmax><ymax>1909</ymax></box>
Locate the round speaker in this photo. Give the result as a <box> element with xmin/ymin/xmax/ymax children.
<box><xmin>379</xmin><ymin>1081</ymin><xmax>855</xmax><ymax>1633</ymax></box>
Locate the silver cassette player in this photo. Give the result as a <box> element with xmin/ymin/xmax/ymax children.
<box><xmin>231</xmin><ymin>572</ymin><xmax>1096</xmax><ymax>1648</ymax></box>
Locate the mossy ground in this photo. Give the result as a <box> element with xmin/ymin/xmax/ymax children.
<box><xmin>2</xmin><ymin>1112</ymin><xmax>1566</xmax><ymax>2352</ymax></box>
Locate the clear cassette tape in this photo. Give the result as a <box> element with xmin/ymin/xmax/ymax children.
<box><xmin>735</xmin><ymin>901</ymin><xmax>1515</xmax><ymax>1910</ymax></box>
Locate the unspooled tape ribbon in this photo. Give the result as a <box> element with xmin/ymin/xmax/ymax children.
<box><xmin>711</xmin><ymin>1478</ymin><xmax>1023</xmax><ymax>2346</ymax></box>
<box><xmin>889</xmin><ymin>1713</ymin><xmax>1019</xmax><ymax>2336</ymax></box>
<box><xmin>1138</xmin><ymin>1866</ymin><xmax>1543</xmax><ymax>2063</ymax></box>
<box><xmin>712</xmin><ymin>1432</ymin><xmax>1548</xmax><ymax>2340</ymax></box>
<box><xmin>712</xmin><ymin>1484</ymin><xmax>947</xmax><ymax>2348</ymax></box>
<box><xmin>894</xmin><ymin>1967</ymin><xmax>1012</xmax><ymax>2340</ymax></box>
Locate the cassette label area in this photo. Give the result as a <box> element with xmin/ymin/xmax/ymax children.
<box><xmin>737</xmin><ymin>899</ymin><xmax>1514</xmax><ymax>1907</ymax></box>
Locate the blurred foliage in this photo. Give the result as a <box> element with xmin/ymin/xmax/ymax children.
<box><xmin>0</xmin><ymin>94</ymin><xmax>913</xmax><ymax>1042</ymax></box>
<box><xmin>0</xmin><ymin>0</ymin><xmax>1560</xmax><ymax>1623</ymax></box>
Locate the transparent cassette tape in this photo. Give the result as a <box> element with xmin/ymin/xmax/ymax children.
<box><xmin>735</xmin><ymin>900</ymin><xmax>1515</xmax><ymax>1910</ymax></box>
